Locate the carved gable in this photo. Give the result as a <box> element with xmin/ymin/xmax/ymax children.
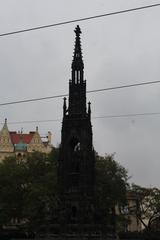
<box><xmin>0</xmin><ymin>119</ymin><xmax>14</xmax><ymax>152</ymax></box>
<box><xmin>0</xmin><ymin>121</ymin><xmax>52</xmax><ymax>160</ymax></box>
<box><xmin>27</xmin><ymin>131</ymin><xmax>46</xmax><ymax>153</ymax></box>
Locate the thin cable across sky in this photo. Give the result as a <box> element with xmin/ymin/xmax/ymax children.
<box><xmin>3</xmin><ymin>111</ymin><xmax>160</xmax><ymax>126</ymax></box>
<box><xmin>0</xmin><ymin>80</ymin><xmax>159</xmax><ymax>107</ymax></box>
<box><xmin>0</xmin><ymin>3</ymin><xmax>160</xmax><ymax>37</ymax></box>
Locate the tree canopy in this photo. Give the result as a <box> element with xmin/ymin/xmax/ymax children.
<box><xmin>0</xmin><ymin>149</ymin><xmax>129</xmax><ymax>232</ymax></box>
<box><xmin>0</xmin><ymin>149</ymin><xmax>58</xmax><ymax>231</ymax></box>
<box><xmin>130</xmin><ymin>184</ymin><xmax>160</xmax><ymax>233</ymax></box>
<box><xmin>95</xmin><ymin>153</ymin><xmax>129</xmax><ymax>229</ymax></box>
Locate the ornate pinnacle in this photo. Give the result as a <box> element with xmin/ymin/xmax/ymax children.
<box><xmin>72</xmin><ymin>25</ymin><xmax>84</xmax><ymax>70</ymax></box>
<box><xmin>63</xmin><ymin>97</ymin><xmax>67</xmax><ymax>116</ymax></box>
<box><xmin>74</xmin><ymin>25</ymin><xmax>81</xmax><ymax>36</ymax></box>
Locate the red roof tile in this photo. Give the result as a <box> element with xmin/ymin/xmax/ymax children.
<box><xmin>10</xmin><ymin>132</ymin><xmax>34</xmax><ymax>144</ymax></box>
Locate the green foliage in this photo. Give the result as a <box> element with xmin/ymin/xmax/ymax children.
<box><xmin>131</xmin><ymin>184</ymin><xmax>160</xmax><ymax>232</ymax></box>
<box><xmin>95</xmin><ymin>153</ymin><xmax>128</xmax><ymax>227</ymax></box>
<box><xmin>0</xmin><ymin>149</ymin><xmax>129</xmax><ymax>232</ymax></box>
<box><xmin>0</xmin><ymin>156</ymin><xmax>27</xmax><ymax>225</ymax></box>
<box><xmin>0</xmin><ymin>149</ymin><xmax>59</xmax><ymax>230</ymax></box>
<box><xmin>23</xmin><ymin>150</ymin><xmax>58</xmax><ymax>230</ymax></box>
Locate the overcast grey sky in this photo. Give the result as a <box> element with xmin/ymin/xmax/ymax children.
<box><xmin>0</xmin><ymin>0</ymin><xmax>160</xmax><ymax>187</ymax></box>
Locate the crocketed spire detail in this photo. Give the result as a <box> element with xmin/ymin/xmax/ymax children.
<box><xmin>71</xmin><ymin>25</ymin><xmax>84</xmax><ymax>83</ymax></box>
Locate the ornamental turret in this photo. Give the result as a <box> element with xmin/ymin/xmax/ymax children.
<box><xmin>71</xmin><ymin>25</ymin><xmax>84</xmax><ymax>83</ymax></box>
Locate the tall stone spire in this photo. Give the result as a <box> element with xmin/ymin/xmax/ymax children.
<box><xmin>59</xmin><ymin>27</ymin><xmax>95</xmax><ymax>231</ymax></box>
<box><xmin>71</xmin><ymin>25</ymin><xmax>84</xmax><ymax>84</ymax></box>
<box><xmin>67</xmin><ymin>25</ymin><xmax>86</xmax><ymax>116</ymax></box>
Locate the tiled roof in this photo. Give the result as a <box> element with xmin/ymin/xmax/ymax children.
<box><xmin>9</xmin><ymin>132</ymin><xmax>35</xmax><ymax>144</ymax></box>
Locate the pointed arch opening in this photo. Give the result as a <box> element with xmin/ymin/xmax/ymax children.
<box><xmin>70</xmin><ymin>136</ymin><xmax>80</xmax><ymax>152</ymax></box>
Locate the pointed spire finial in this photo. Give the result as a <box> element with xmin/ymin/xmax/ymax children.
<box><xmin>74</xmin><ymin>25</ymin><xmax>81</xmax><ymax>36</ymax></box>
<box><xmin>3</xmin><ymin>118</ymin><xmax>8</xmax><ymax>129</ymax></box>
<box><xmin>72</xmin><ymin>25</ymin><xmax>84</xmax><ymax>83</ymax></box>
<box><xmin>2</xmin><ymin>118</ymin><xmax>9</xmax><ymax>131</ymax></box>
<box><xmin>88</xmin><ymin>102</ymin><xmax>91</xmax><ymax>120</ymax></box>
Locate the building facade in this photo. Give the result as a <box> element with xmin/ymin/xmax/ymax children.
<box><xmin>116</xmin><ymin>191</ymin><xmax>142</xmax><ymax>232</ymax></box>
<box><xmin>0</xmin><ymin>119</ymin><xmax>52</xmax><ymax>161</ymax></box>
<box><xmin>126</xmin><ymin>191</ymin><xmax>142</xmax><ymax>232</ymax></box>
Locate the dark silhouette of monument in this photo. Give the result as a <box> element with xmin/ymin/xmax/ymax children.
<box><xmin>58</xmin><ymin>26</ymin><xmax>116</xmax><ymax>239</ymax></box>
<box><xmin>58</xmin><ymin>25</ymin><xmax>95</xmax><ymax>234</ymax></box>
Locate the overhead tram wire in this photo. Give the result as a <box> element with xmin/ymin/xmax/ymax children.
<box><xmin>93</xmin><ymin>112</ymin><xmax>160</xmax><ymax>119</ymax></box>
<box><xmin>0</xmin><ymin>80</ymin><xmax>160</xmax><ymax>107</ymax></box>
<box><xmin>87</xmin><ymin>80</ymin><xmax>160</xmax><ymax>94</ymax></box>
<box><xmin>4</xmin><ymin>111</ymin><xmax>160</xmax><ymax>125</ymax></box>
<box><xmin>0</xmin><ymin>3</ymin><xmax>160</xmax><ymax>37</ymax></box>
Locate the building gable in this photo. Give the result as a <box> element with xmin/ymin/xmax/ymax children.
<box><xmin>0</xmin><ymin>121</ymin><xmax>53</xmax><ymax>160</ymax></box>
<box><xmin>27</xmin><ymin>128</ymin><xmax>46</xmax><ymax>153</ymax></box>
<box><xmin>0</xmin><ymin>119</ymin><xmax>14</xmax><ymax>152</ymax></box>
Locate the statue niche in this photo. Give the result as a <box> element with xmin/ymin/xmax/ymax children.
<box><xmin>70</xmin><ymin>136</ymin><xmax>80</xmax><ymax>152</ymax></box>
<box><xmin>69</xmin><ymin>136</ymin><xmax>80</xmax><ymax>173</ymax></box>
<box><xmin>69</xmin><ymin>136</ymin><xmax>81</xmax><ymax>192</ymax></box>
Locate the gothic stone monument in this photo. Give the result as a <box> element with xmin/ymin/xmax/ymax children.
<box><xmin>58</xmin><ymin>26</ymin><xmax>116</xmax><ymax>239</ymax></box>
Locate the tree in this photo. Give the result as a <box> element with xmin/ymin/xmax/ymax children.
<box><xmin>95</xmin><ymin>153</ymin><xmax>129</xmax><ymax>231</ymax></box>
<box><xmin>0</xmin><ymin>149</ymin><xmax>129</xmax><ymax>234</ymax></box>
<box><xmin>130</xmin><ymin>184</ymin><xmax>160</xmax><ymax>234</ymax></box>
<box><xmin>23</xmin><ymin>150</ymin><xmax>58</xmax><ymax>231</ymax></box>
<box><xmin>0</xmin><ymin>156</ymin><xmax>27</xmax><ymax>226</ymax></box>
<box><xmin>0</xmin><ymin>149</ymin><xmax>59</xmax><ymax>231</ymax></box>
